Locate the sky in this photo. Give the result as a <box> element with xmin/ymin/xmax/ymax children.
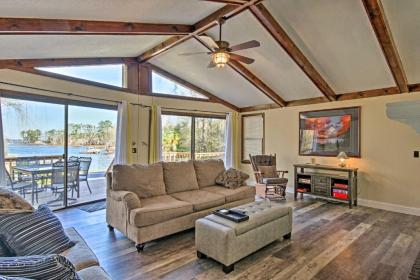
<box><xmin>2</xmin><ymin>99</ymin><xmax>117</xmax><ymax>139</ymax></box>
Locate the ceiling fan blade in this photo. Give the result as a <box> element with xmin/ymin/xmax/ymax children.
<box><xmin>208</xmin><ymin>60</ymin><xmax>216</xmax><ymax>68</ymax></box>
<box><xmin>229</xmin><ymin>40</ymin><xmax>260</xmax><ymax>52</ymax></box>
<box><xmin>178</xmin><ymin>52</ymin><xmax>209</xmax><ymax>56</ymax></box>
<box><xmin>199</xmin><ymin>35</ymin><xmax>219</xmax><ymax>51</ymax></box>
<box><xmin>229</xmin><ymin>53</ymin><xmax>255</xmax><ymax>64</ymax></box>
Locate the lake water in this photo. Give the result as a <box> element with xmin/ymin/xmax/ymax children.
<box><xmin>7</xmin><ymin>144</ymin><xmax>114</xmax><ymax>175</ymax></box>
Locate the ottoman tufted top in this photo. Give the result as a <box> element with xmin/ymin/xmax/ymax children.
<box><xmin>205</xmin><ymin>201</ymin><xmax>291</xmax><ymax>236</ymax></box>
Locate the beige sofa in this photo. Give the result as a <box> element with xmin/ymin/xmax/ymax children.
<box><xmin>106</xmin><ymin>160</ymin><xmax>255</xmax><ymax>251</ymax></box>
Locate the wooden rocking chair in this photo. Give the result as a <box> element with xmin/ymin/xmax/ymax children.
<box><xmin>249</xmin><ymin>154</ymin><xmax>288</xmax><ymax>199</ymax></box>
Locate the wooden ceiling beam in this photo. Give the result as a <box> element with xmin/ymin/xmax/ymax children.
<box><xmin>0</xmin><ymin>18</ymin><xmax>193</xmax><ymax>35</ymax></box>
<box><xmin>146</xmin><ymin>63</ymin><xmax>239</xmax><ymax>111</ymax></box>
<box><xmin>195</xmin><ymin>35</ymin><xmax>287</xmax><ymax>107</ymax></box>
<box><xmin>137</xmin><ymin>0</ymin><xmax>261</xmax><ymax>63</ymax></box>
<box><xmin>362</xmin><ymin>0</ymin><xmax>408</xmax><ymax>93</ymax></box>
<box><xmin>249</xmin><ymin>4</ymin><xmax>337</xmax><ymax>102</ymax></box>
<box><xmin>200</xmin><ymin>0</ymin><xmax>248</xmax><ymax>5</ymax></box>
<box><xmin>239</xmin><ymin>86</ymin><xmax>400</xmax><ymax>112</ymax></box>
<box><xmin>0</xmin><ymin>57</ymin><xmax>137</xmax><ymax>69</ymax></box>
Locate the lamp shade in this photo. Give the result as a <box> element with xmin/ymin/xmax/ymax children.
<box><xmin>337</xmin><ymin>151</ymin><xmax>349</xmax><ymax>160</ymax></box>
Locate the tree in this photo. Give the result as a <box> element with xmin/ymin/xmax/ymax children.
<box><xmin>20</xmin><ymin>129</ymin><xmax>41</xmax><ymax>144</ymax></box>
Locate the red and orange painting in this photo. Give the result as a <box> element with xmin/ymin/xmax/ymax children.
<box><xmin>299</xmin><ymin>107</ymin><xmax>360</xmax><ymax>156</ymax></box>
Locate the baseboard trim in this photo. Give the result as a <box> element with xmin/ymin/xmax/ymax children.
<box><xmin>358</xmin><ymin>198</ymin><xmax>420</xmax><ymax>216</ymax></box>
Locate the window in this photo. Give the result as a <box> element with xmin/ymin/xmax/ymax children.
<box><xmin>161</xmin><ymin>113</ymin><xmax>226</xmax><ymax>162</ymax></box>
<box><xmin>36</xmin><ymin>64</ymin><xmax>124</xmax><ymax>87</ymax></box>
<box><xmin>242</xmin><ymin>113</ymin><xmax>265</xmax><ymax>163</ymax></box>
<box><xmin>152</xmin><ymin>71</ymin><xmax>208</xmax><ymax>99</ymax></box>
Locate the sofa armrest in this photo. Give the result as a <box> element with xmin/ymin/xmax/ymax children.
<box><xmin>109</xmin><ymin>190</ymin><xmax>141</xmax><ymax>210</ymax></box>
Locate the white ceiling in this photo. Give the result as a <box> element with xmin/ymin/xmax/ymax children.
<box><xmin>0</xmin><ymin>0</ymin><xmax>418</xmax><ymax>108</ymax></box>
<box><xmin>0</xmin><ymin>35</ymin><xmax>169</xmax><ymax>59</ymax></box>
<box><xmin>207</xmin><ymin>11</ymin><xmax>324</xmax><ymax>101</ymax></box>
<box><xmin>151</xmin><ymin>39</ymin><xmax>273</xmax><ymax>108</ymax></box>
<box><xmin>382</xmin><ymin>0</ymin><xmax>420</xmax><ymax>84</ymax></box>
<box><xmin>264</xmin><ymin>0</ymin><xmax>395</xmax><ymax>94</ymax></box>
<box><xmin>0</xmin><ymin>0</ymin><xmax>223</xmax><ymax>24</ymax></box>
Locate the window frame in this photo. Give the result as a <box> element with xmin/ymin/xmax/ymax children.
<box><xmin>161</xmin><ymin>111</ymin><xmax>226</xmax><ymax>161</ymax></box>
<box><xmin>241</xmin><ymin>113</ymin><xmax>265</xmax><ymax>164</ymax></box>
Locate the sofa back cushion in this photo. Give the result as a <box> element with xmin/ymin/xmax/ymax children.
<box><xmin>163</xmin><ymin>161</ymin><xmax>199</xmax><ymax>194</ymax></box>
<box><xmin>112</xmin><ymin>163</ymin><xmax>166</xmax><ymax>199</ymax></box>
<box><xmin>194</xmin><ymin>160</ymin><xmax>225</xmax><ymax>188</ymax></box>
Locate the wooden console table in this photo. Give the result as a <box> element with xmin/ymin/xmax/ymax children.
<box><xmin>294</xmin><ymin>164</ymin><xmax>358</xmax><ymax>208</ymax></box>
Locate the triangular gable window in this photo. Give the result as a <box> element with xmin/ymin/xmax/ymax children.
<box><xmin>36</xmin><ymin>64</ymin><xmax>124</xmax><ymax>87</ymax></box>
<box><xmin>151</xmin><ymin>70</ymin><xmax>208</xmax><ymax>99</ymax></box>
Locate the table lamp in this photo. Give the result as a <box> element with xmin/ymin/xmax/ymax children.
<box><xmin>337</xmin><ymin>151</ymin><xmax>349</xmax><ymax>167</ymax></box>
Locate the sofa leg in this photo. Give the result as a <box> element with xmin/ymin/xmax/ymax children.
<box><xmin>107</xmin><ymin>225</ymin><xmax>114</xmax><ymax>231</ymax></box>
<box><xmin>136</xmin><ymin>243</ymin><xmax>145</xmax><ymax>252</ymax></box>
<box><xmin>222</xmin><ymin>264</ymin><xmax>234</xmax><ymax>274</ymax></box>
<box><xmin>197</xmin><ymin>251</ymin><xmax>207</xmax><ymax>259</ymax></box>
<box><xmin>283</xmin><ymin>232</ymin><xmax>292</xmax><ymax>240</ymax></box>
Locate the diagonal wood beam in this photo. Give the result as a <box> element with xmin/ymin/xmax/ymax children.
<box><xmin>195</xmin><ymin>35</ymin><xmax>287</xmax><ymax>107</ymax></box>
<box><xmin>146</xmin><ymin>63</ymin><xmax>239</xmax><ymax>111</ymax></box>
<box><xmin>201</xmin><ymin>0</ymin><xmax>248</xmax><ymax>5</ymax></box>
<box><xmin>361</xmin><ymin>0</ymin><xmax>408</xmax><ymax>93</ymax></box>
<box><xmin>0</xmin><ymin>57</ymin><xmax>137</xmax><ymax>69</ymax></box>
<box><xmin>137</xmin><ymin>1</ymin><xmax>261</xmax><ymax>63</ymax></box>
<box><xmin>249</xmin><ymin>4</ymin><xmax>337</xmax><ymax>102</ymax></box>
<box><xmin>0</xmin><ymin>18</ymin><xmax>193</xmax><ymax>35</ymax></box>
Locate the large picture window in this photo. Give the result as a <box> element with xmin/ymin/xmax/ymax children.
<box><xmin>161</xmin><ymin>113</ymin><xmax>226</xmax><ymax>162</ymax></box>
<box><xmin>242</xmin><ymin>113</ymin><xmax>265</xmax><ymax>163</ymax></box>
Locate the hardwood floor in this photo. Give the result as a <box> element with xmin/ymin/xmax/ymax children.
<box><xmin>55</xmin><ymin>195</ymin><xmax>420</xmax><ymax>280</ymax></box>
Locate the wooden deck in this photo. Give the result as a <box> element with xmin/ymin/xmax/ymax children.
<box><xmin>56</xmin><ymin>194</ymin><xmax>420</xmax><ymax>280</ymax></box>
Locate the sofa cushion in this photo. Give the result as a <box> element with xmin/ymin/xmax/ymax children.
<box><xmin>0</xmin><ymin>254</ymin><xmax>81</xmax><ymax>280</ymax></box>
<box><xmin>0</xmin><ymin>187</ymin><xmax>34</xmax><ymax>214</ymax></box>
<box><xmin>112</xmin><ymin>163</ymin><xmax>166</xmax><ymax>199</ymax></box>
<box><xmin>163</xmin><ymin>161</ymin><xmax>199</xmax><ymax>194</ymax></box>
<box><xmin>193</xmin><ymin>160</ymin><xmax>225</xmax><ymax>188</ymax></box>
<box><xmin>202</xmin><ymin>185</ymin><xmax>256</xmax><ymax>203</ymax></box>
<box><xmin>77</xmin><ymin>266</ymin><xmax>112</xmax><ymax>280</ymax></box>
<box><xmin>0</xmin><ymin>205</ymin><xmax>75</xmax><ymax>256</ymax></box>
<box><xmin>0</xmin><ymin>239</ymin><xmax>12</xmax><ymax>257</ymax></box>
<box><xmin>61</xmin><ymin>228</ymin><xmax>99</xmax><ymax>271</ymax></box>
<box><xmin>170</xmin><ymin>190</ymin><xmax>225</xmax><ymax>212</ymax></box>
<box><xmin>215</xmin><ymin>168</ymin><xmax>250</xmax><ymax>189</ymax></box>
<box><xmin>130</xmin><ymin>195</ymin><xmax>193</xmax><ymax>227</ymax></box>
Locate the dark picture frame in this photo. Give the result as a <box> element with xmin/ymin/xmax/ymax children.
<box><xmin>299</xmin><ymin>107</ymin><xmax>361</xmax><ymax>157</ymax></box>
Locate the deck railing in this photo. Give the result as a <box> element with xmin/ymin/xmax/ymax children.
<box><xmin>5</xmin><ymin>155</ymin><xmax>63</xmax><ymax>172</ymax></box>
<box><xmin>162</xmin><ymin>152</ymin><xmax>225</xmax><ymax>162</ymax></box>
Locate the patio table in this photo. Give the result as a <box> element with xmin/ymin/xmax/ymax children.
<box><xmin>12</xmin><ymin>164</ymin><xmax>80</xmax><ymax>205</ymax></box>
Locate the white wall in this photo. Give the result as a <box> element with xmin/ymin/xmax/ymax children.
<box><xmin>241</xmin><ymin>92</ymin><xmax>420</xmax><ymax>214</ymax></box>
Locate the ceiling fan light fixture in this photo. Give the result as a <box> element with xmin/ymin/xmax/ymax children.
<box><xmin>212</xmin><ymin>51</ymin><xmax>230</xmax><ymax>68</ymax></box>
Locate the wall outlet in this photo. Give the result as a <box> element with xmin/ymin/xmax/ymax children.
<box><xmin>132</xmin><ymin>148</ymin><xmax>137</xmax><ymax>153</ymax></box>
<box><xmin>414</xmin><ymin>151</ymin><xmax>419</xmax><ymax>158</ymax></box>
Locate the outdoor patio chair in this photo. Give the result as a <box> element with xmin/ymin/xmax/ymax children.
<box><xmin>5</xmin><ymin>170</ymin><xmax>33</xmax><ymax>199</ymax></box>
<box><xmin>78</xmin><ymin>157</ymin><xmax>92</xmax><ymax>194</ymax></box>
<box><xmin>50</xmin><ymin>161</ymin><xmax>80</xmax><ymax>202</ymax></box>
<box><xmin>249</xmin><ymin>154</ymin><xmax>288</xmax><ymax>200</ymax></box>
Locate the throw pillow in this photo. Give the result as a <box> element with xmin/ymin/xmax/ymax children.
<box><xmin>215</xmin><ymin>168</ymin><xmax>250</xmax><ymax>189</ymax></box>
<box><xmin>0</xmin><ymin>240</ymin><xmax>11</xmax><ymax>257</ymax></box>
<box><xmin>0</xmin><ymin>255</ymin><xmax>80</xmax><ymax>280</ymax></box>
<box><xmin>0</xmin><ymin>188</ymin><xmax>34</xmax><ymax>214</ymax></box>
<box><xmin>257</xmin><ymin>165</ymin><xmax>278</xmax><ymax>178</ymax></box>
<box><xmin>0</xmin><ymin>205</ymin><xmax>75</xmax><ymax>256</ymax></box>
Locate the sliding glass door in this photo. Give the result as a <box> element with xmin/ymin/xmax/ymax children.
<box><xmin>1</xmin><ymin>96</ymin><xmax>117</xmax><ymax>209</ymax></box>
<box><xmin>161</xmin><ymin>113</ymin><xmax>226</xmax><ymax>162</ymax></box>
<box><xmin>68</xmin><ymin>105</ymin><xmax>117</xmax><ymax>205</ymax></box>
<box><xmin>1</xmin><ymin>98</ymin><xmax>66</xmax><ymax>209</ymax></box>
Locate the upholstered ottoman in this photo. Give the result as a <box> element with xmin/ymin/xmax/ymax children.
<box><xmin>195</xmin><ymin>200</ymin><xmax>292</xmax><ymax>273</ymax></box>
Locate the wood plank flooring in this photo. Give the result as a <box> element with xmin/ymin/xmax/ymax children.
<box><xmin>55</xmin><ymin>195</ymin><xmax>420</xmax><ymax>280</ymax></box>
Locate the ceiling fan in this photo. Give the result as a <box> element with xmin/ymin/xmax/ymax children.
<box><xmin>180</xmin><ymin>18</ymin><xmax>261</xmax><ymax>68</ymax></box>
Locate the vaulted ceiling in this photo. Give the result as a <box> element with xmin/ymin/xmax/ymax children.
<box><xmin>0</xmin><ymin>0</ymin><xmax>418</xmax><ymax>111</ymax></box>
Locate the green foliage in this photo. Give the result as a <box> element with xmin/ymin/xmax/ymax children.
<box><xmin>20</xmin><ymin>129</ymin><xmax>41</xmax><ymax>144</ymax></box>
